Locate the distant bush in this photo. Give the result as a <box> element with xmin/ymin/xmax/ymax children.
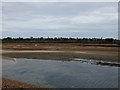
<box><xmin>2</xmin><ymin>37</ymin><xmax>120</xmax><ymax>44</ymax></box>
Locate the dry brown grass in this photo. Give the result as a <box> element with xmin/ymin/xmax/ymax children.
<box><xmin>2</xmin><ymin>43</ymin><xmax>118</xmax><ymax>52</ymax></box>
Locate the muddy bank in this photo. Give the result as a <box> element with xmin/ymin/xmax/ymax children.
<box><xmin>2</xmin><ymin>78</ymin><xmax>41</xmax><ymax>88</ymax></box>
<box><xmin>2</xmin><ymin>50</ymin><xmax>118</xmax><ymax>62</ymax></box>
<box><xmin>2</xmin><ymin>43</ymin><xmax>119</xmax><ymax>61</ymax></box>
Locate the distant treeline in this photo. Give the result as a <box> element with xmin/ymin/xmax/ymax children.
<box><xmin>1</xmin><ymin>37</ymin><xmax>120</xmax><ymax>44</ymax></box>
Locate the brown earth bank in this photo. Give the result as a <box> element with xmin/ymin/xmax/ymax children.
<box><xmin>2</xmin><ymin>51</ymin><xmax>118</xmax><ymax>62</ymax></box>
<box><xmin>2</xmin><ymin>78</ymin><xmax>51</xmax><ymax>89</ymax></box>
<box><xmin>2</xmin><ymin>78</ymin><xmax>52</xmax><ymax>90</ymax></box>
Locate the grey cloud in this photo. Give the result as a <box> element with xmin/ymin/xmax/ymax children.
<box><xmin>2</xmin><ymin>2</ymin><xmax>118</xmax><ymax>38</ymax></box>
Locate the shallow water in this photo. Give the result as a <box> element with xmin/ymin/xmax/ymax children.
<box><xmin>3</xmin><ymin>58</ymin><xmax>119</xmax><ymax>88</ymax></box>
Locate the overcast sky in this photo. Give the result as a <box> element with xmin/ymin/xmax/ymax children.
<box><xmin>2</xmin><ymin>2</ymin><xmax>118</xmax><ymax>38</ymax></box>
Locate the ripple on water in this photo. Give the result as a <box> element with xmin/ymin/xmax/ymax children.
<box><xmin>2</xmin><ymin>58</ymin><xmax>119</xmax><ymax>88</ymax></box>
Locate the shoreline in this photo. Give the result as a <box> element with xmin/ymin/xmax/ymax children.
<box><xmin>2</xmin><ymin>43</ymin><xmax>119</xmax><ymax>88</ymax></box>
<box><xmin>2</xmin><ymin>43</ymin><xmax>118</xmax><ymax>62</ymax></box>
<box><xmin>2</xmin><ymin>49</ymin><xmax>118</xmax><ymax>62</ymax></box>
<box><xmin>2</xmin><ymin>78</ymin><xmax>44</xmax><ymax>89</ymax></box>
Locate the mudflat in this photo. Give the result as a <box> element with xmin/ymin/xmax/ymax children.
<box><xmin>2</xmin><ymin>43</ymin><xmax>119</xmax><ymax>61</ymax></box>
